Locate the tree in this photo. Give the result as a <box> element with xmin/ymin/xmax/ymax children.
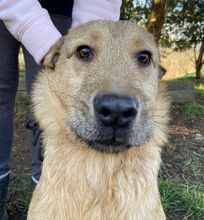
<box><xmin>146</xmin><ymin>0</ymin><xmax>167</xmax><ymax>45</ymax></box>
<box><xmin>195</xmin><ymin>38</ymin><xmax>204</xmax><ymax>80</ymax></box>
<box><xmin>121</xmin><ymin>0</ymin><xmax>168</xmax><ymax>44</ymax></box>
<box><xmin>161</xmin><ymin>0</ymin><xmax>204</xmax><ymax>80</ymax></box>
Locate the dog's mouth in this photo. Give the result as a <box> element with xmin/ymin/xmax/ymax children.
<box><xmin>68</xmin><ymin>105</ymin><xmax>152</xmax><ymax>153</ymax></box>
<box><xmin>86</xmin><ymin>140</ymin><xmax>132</xmax><ymax>153</ymax></box>
<box><xmin>72</xmin><ymin>126</ymin><xmax>141</xmax><ymax>153</ymax></box>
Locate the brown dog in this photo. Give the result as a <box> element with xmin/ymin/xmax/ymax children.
<box><xmin>28</xmin><ymin>20</ymin><xmax>169</xmax><ymax>220</ymax></box>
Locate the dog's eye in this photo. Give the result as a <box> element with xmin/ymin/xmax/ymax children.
<box><xmin>76</xmin><ymin>46</ymin><xmax>93</xmax><ymax>61</ymax></box>
<box><xmin>137</xmin><ymin>51</ymin><xmax>152</xmax><ymax>65</ymax></box>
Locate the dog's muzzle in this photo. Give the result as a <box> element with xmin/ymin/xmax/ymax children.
<box><xmin>69</xmin><ymin>93</ymin><xmax>150</xmax><ymax>154</ymax></box>
<box><xmin>87</xmin><ymin>93</ymin><xmax>138</xmax><ymax>153</ymax></box>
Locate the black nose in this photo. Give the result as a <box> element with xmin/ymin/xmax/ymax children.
<box><xmin>94</xmin><ymin>94</ymin><xmax>138</xmax><ymax>128</ymax></box>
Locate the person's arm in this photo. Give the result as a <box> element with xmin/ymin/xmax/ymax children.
<box><xmin>71</xmin><ymin>0</ymin><xmax>122</xmax><ymax>27</ymax></box>
<box><xmin>0</xmin><ymin>0</ymin><xmax>61</xmax><ymax>63</ymax></box>
<box><xmin>0</xmin><ymin>0</ymin><xmax>122</xmax><ymax>64</ymax></box>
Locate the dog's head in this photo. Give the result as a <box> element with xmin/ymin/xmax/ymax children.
<box><xmin>33</xmin><ymin>20</ymin><xmax>169</xmax><ymax>153</ymax></box>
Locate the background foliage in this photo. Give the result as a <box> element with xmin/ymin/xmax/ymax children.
<box><xmin>121</xmin><ymin>0</ymin><xmax>204</xmax><ymax>79</ymax></box>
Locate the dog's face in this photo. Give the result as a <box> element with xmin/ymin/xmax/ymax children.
<box><xmin>38</xmin><ymin>20</ymin><xmax>168</xmax><ymax>153</ymax></box>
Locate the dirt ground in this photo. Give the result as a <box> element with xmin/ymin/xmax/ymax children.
<box><xmin>6</xmin><ymin>97</ymin><xmax>204</xmax><ymax>219</ymax></box>
<box><xmin>162</xmin><ymin>106</ymin><xmax>204</xmax><ymax>185</ymax></box>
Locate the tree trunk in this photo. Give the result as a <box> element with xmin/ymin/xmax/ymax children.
<box><xmin>195</xmin><ymin>38</ymin><xmax>204</xmax><ymax>80</ymax></box>
<box><xmin>146</xmin><ymin>0</ymin><xmax>167</xmax><ymax>45</ymax></box>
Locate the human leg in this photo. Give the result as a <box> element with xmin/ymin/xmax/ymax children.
<box><xmin>0</xmin><ymin>21</ymin><xmax>20</xmax><ymax>220</ymax></box>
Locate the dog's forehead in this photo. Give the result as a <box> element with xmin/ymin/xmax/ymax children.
<box><xmin>66</xmin><ymin>20</ymin><xmax>157</xmax><ymax>52</ymax></box>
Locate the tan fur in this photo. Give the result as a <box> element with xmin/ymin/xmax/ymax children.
<box><xmin>28</xmin><ymin>20</ymin><xmax>170</xmax><ymax>220</ymax></box>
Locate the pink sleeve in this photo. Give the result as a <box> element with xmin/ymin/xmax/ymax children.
<box><xmin>0</xmin><ymin>0</ymin><xmax>61</xmax><ymax>63</ymax></box>
<box><xmin>72</xmin><ymin>0</ymin><xmax>122</xmax><ymax>27</ymax></box>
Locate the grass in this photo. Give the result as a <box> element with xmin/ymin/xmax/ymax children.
<box><xmin>169</xmin><ymin>71</ymin><xmax>204</xmax><ymax>117</ymax></box>
<box><xmin>8</xmin><ymin>178</ymin><xmax>32</xmax><ymax>211</ymax></box>
<box><xmin>195</xmin><ymin>83</ymin><xmax>204</xmax><ymax>93</ymax></box>
<box><xmin>159</xmin><ymin>150</ymin><xmax>204</xmax><ymax>219</ymax></box>
<box><xmin>14</xmin><ymin>102</ymin><xmax>29</xmax><ymax>121</ymax></box>
<box><xmin>173</xmin><ymin>102</ymin><xmax>204</xmax><ymax>117</ymax></box>
<box><xmin>174</xmin><ymin>71</ymin><xmax>204</xmax><ymax>92</ymax></box>
<box><xmin>159</xmin><ymin>179</ymin><xmax>204</xmax><ymax>220</ymax></box>
<box><xmin>183</xmin><ymin>151</ymin><xmax>204</xmax><ymax>180</ymax></box>
<box><xmin>14</xmin><ymin>102</ymin><xmax>29</xmax><ymax>112</ymax></box>
<box><xmin>161</xmin><ymin>71</ymin><xmax>204</xmax><ymax>219</ymax></box>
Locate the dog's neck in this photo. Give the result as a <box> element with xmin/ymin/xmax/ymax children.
<box><xmin>39</xmin><ymin>138</ymin><xmax>162</xmax><ymax>218</ymax></box>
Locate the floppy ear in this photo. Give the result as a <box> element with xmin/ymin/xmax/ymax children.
<box><xmin>158</xmin><ymin>65</ymin><xmax>166</xmax><ymax>78</ymax></box>
<box><xmin>41</xmin><ymin>37</ymin><xmax>65</xmax><ymax>69</ymax></box>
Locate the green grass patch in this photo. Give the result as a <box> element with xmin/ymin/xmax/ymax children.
<box><xmin>176</xmin><ymin>71</ymin><xmax>204</xmax><ymax>80</ymax></box>
<box><xmin>172</xmin><ymin>102</ymin><xmax>204</xmax><ymax>117</ymax></box>
<box><xmin>183</xmin><ymin>151</ymin><xmax>204</xmax><ymax>180</ymax></box>
<box><xmin>195</xmin><ymin>82</ymin><xmax>204</xmax><ymax>102</ymax></box>
<box><xmin>159</xmin><ymin>179</ymin><xmax>204</xmax><ymax>220</ymax></box>
<box><xmin>8</xmin><ymin>177</ymin><xmax>31</xmax><ymax>211</ymax></box>
<box><xmin>14</xmin><ymin>102</ymin><xmax>29</xmax><ymax>112</ymax></box>
<box><xmin>174</xmin><ymin>71</ymin><xmax>204</xmax><ymax>94</ymax></box>
<box><xmin>195</xmin><ymin>83</ymin><xmax>204</xmax><ymax>92</ymax></box>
